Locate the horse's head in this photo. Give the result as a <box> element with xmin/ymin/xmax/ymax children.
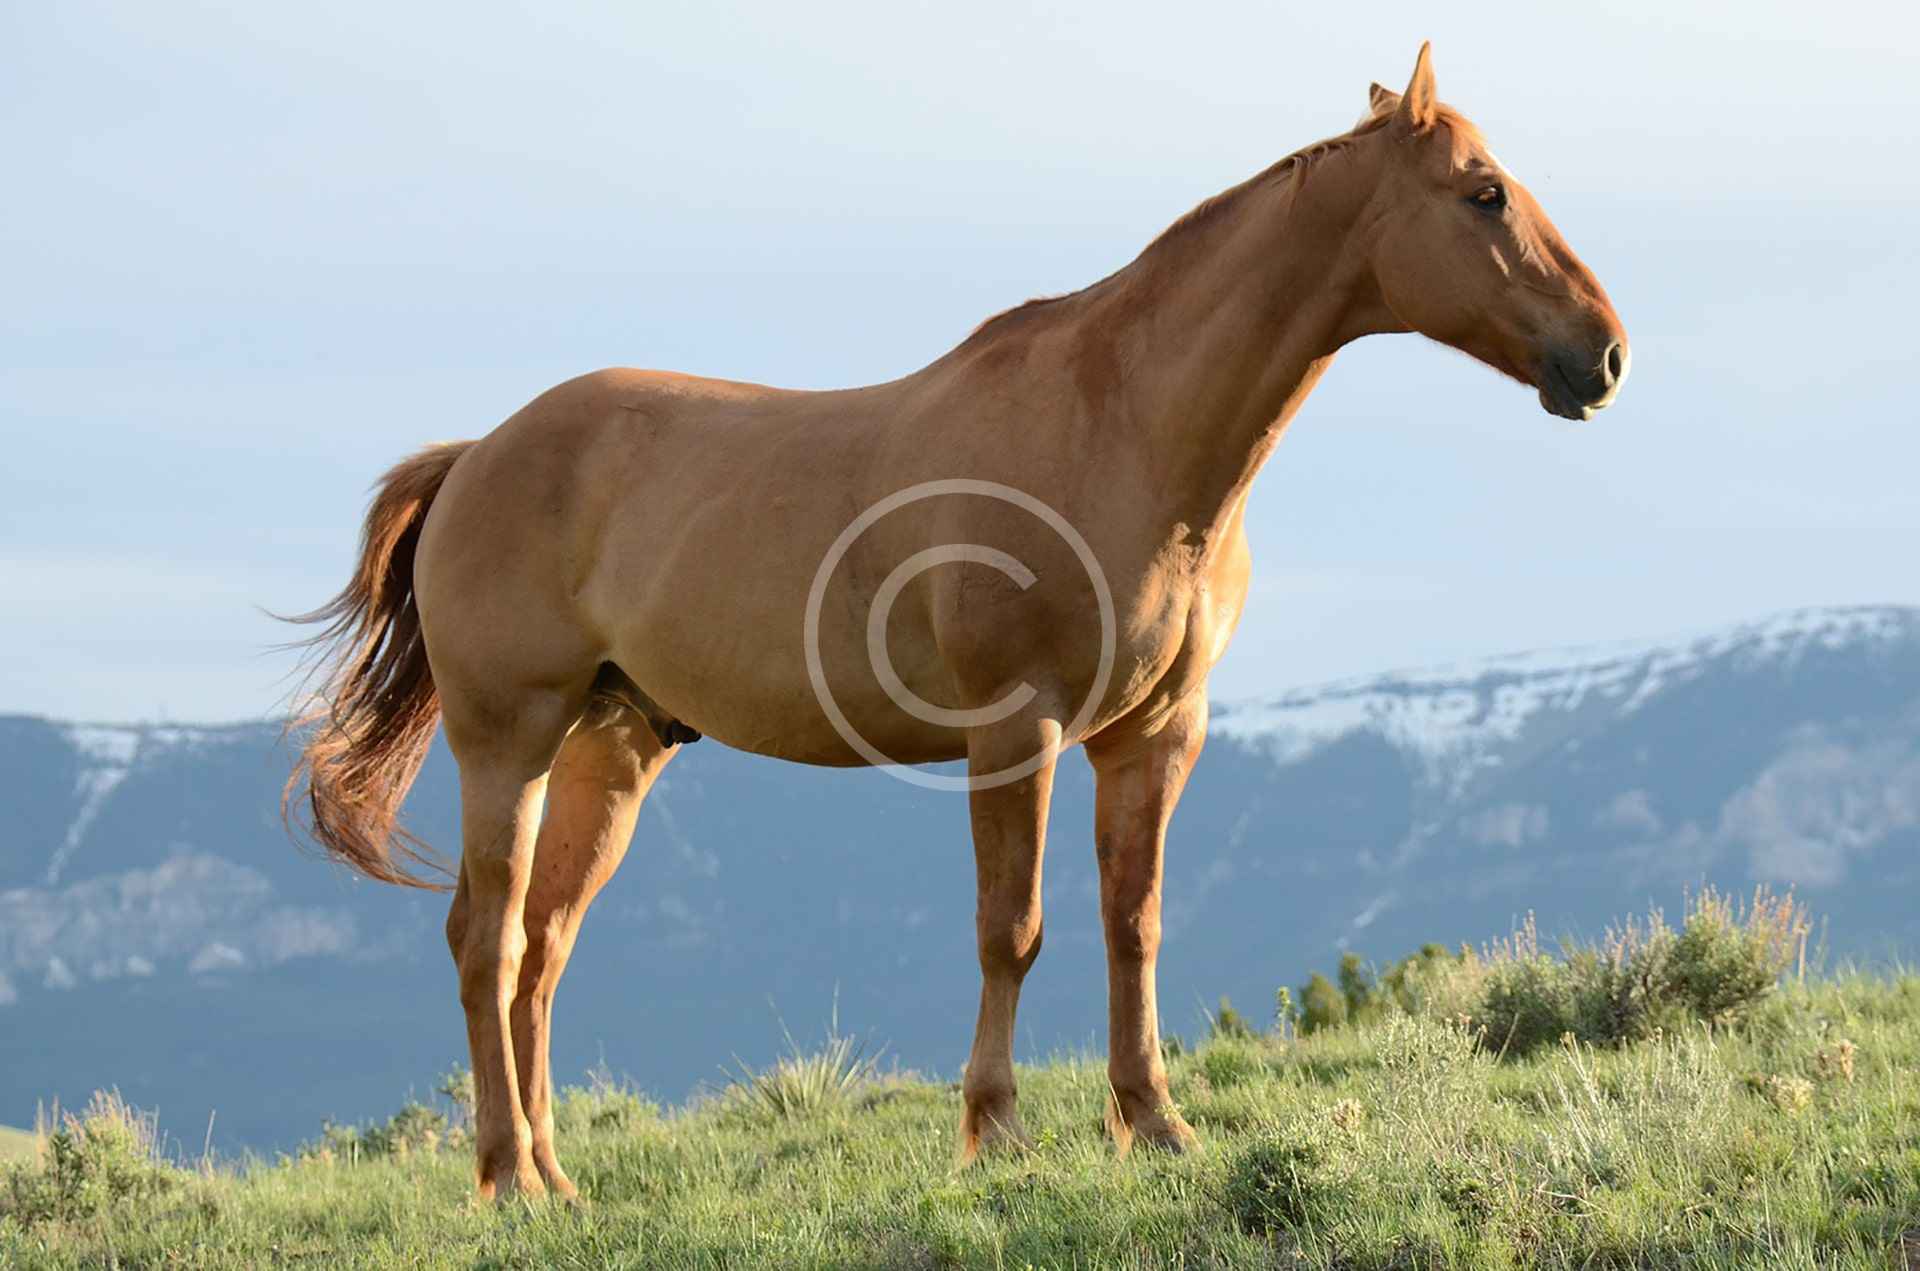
<box><xmin>1359</xmin><ymin>44</ymin><xmax>1629</xmax><ymax>421</ymax></box>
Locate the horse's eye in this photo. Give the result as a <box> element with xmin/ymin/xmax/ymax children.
<box><xmin>1469</xmin><ymin>184</ymin><xmax>1507</xmax><ymax>213</ymax></box>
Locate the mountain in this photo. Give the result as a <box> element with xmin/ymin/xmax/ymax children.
<box><xmin>3</xmin><ymin>605</ymin><xmax>1917</xmax><ymax>1152</ymax></box>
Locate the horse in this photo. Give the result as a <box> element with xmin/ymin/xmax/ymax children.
<box><xmin>286</xmin><ymin>43</ymin><xmax>1628</xmax><ymax>1201</ymax></box>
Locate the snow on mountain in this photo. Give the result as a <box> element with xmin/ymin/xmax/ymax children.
<box><xmin>1210</xmin><ymin>606</ymin><xmax>1917</xmax><ymax>798</ymax></box>
<box><xmin>46</xmin><ymin>723</ymin><xmax>246</xmax><ymax>886</ymax></box>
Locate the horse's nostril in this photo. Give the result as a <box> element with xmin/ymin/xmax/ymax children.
<box><xmin>1604</xmin><ymin>341</ymin><xmax>1625</xmax><ymax>386</ymax></box>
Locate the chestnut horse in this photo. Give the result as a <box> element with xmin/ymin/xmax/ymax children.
<box><xmin>288</xmin><ymin>45</ymin><xmax>1627</xmax><ymax>1200</ymax></box>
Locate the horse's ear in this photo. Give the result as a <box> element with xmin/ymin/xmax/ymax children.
<box><xmin>1368</xmin><ymin>81</ymin><xmax>1398</xmax><ymax>115</ymax></box>
<box><xmin>1394</xmin><ymin>41</ymin><xmax>1438</xmax><ymax>131</ymax></box>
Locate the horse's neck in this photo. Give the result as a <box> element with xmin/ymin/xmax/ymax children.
<box><xmin>1083</xmin><ymin>155</ymin><xmax>1382</xmax><ymax>546</ymax></box>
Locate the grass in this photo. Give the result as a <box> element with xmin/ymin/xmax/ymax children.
<box><xmin>0</xmin><ymin>1128</ymin><xmax>36</xmax><ymax>1166</ymax></box>
<box><xmin>2</xmin><ymin>971</ymin><xmax>1918</xmax><ymax>1268</ymax></box>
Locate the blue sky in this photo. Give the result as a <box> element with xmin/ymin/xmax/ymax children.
<box><xmin>3</xmin><ymin>0</ymin><xmax>1916</xmax><ymax>721</ymax></box>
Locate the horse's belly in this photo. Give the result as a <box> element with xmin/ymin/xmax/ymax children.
<box><xmin>607</xmin><ymin>596</ymin><xmax>1211</xmax><ymax>770</ymax></box>
<box><xmin>597</xmin><ymin>530</ymin><xmax>1245</xmax><ymax>768</ymax></box>
<box><xmin>616</xmin><ymin>641</ymin><xmax>973</xmax><ymax>767</ymax></box>
<box><xmin>601</xmin><ymin>574</ymin><xmax>977</xmax><ymax>768</ymax></box>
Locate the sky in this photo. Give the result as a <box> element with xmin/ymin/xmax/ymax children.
<box><xmin>3</xmin><ymin>0</ymin><xmax>1917</xmax><ymax>722</ymax></box>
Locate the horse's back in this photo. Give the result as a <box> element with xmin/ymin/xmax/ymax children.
<box><xmin>411</xmin><ymin>365</ymin><xmax>907</xmax><ymax>746</ymax></box>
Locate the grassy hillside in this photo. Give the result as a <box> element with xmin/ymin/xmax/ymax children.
<box><xmin>0</xmin><ymin>1127</ymin><xmax>35</xmax><ymax>1165</ymax></box>
<box><xmin>2</xmin><ymin>967</ymin><xmax>1917</xmax><ymax>1268</ymax></box>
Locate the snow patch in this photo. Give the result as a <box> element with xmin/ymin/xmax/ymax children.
<box><xmin>46</xmin><ymin>722</ymin><xmax>248</xmax><ymax>886</ymax></box>
<box><xmin>1212</xmin><ymin>605</ymin><xmax>1916</xmax><ymax>791</ymax></box>
<box><xmin>46</xmin><ymin>726</ymin><xmax>148</xmax><ymax>886</ymax></box>
<box><xmin>65</xmin><ymin>725</ymin><xmax>141</xmax><ymax>766</ymax></box>
<box><xmin>46</xmin><ymin>767</ymin><xmax>130</xmax><ymax>887</ymax></box>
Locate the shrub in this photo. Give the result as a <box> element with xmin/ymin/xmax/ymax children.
<box><xmin>1375</xmin><ymin>1012</ymin><xmax>1480</xmax><ymax>1084</ymax></box>
<box><xmin>1337</xmin><ymin>953</ymin><xmax>1377</xmax><ymax>1022</ymax></box>
<box><xmin>554</xmin><ymin>1063</ymin><xmax>659</xmax><ymax>1137</ymax></box>
<box><xmin>299</xmin><ymin>1071</ymin><xmax>476</xmax><ymax>1165</ymax></box>
<box><xmin>1223</xmin><ymin>1134</ymin><xmax>1333</xmax><ymax>1234</ymax></box>
<box><xmin>1</xmin><ymin>1092</ymin><xmax>182</xmax><ymax>1227</ymax></box>
<box><xmin>1208</xmin><ymin>996</ymin><xmax>1256</xmax><ymax>1041</ymax></box>
<box><xmin>1371</xmin><ymin>1013</ymin><xmax>1485</xmax><ymax>1144</ymax></box>
<box><xmin>362</xmin><ymin>1101</ymin><xmax>446</xmax><ymax>1158</ymax></box>
<box><xmin>1427</xmin><ymin>1157</ymin><xmax>1503</xmax><ymax>1225</ymax></box>
<box><xmin>1199</xmin><ymin>1040</ymin><xmax>1265</xmax><ymax>1090</ymax></box>
<box><xmin>1318</xmin><ymin>888</ymin><xmax>1811</xmax><ymax>1058</ymax></box>
<box><xmin>1376</xmin><ymin>943</ymin><xmax>1457</xmax><ymax>1013</ymax></box>
<box><xmin>301</xmin><ymin>1120</ymin><xmax>364</xmax><ymax>1167</ymax></box>
<box><xmin>435</xmin><ymin>1065</ymin><xmax>475</xmax><ymax>1127</ymax></box>
<box><xmin>1298</xmin><ymin>972</ymin><xmax>1347</xmax><ymax>1035</ymax></box>
<box><xmin>1476</xmin><ymin>925</ymin><xmax>1579</xmax><ymax>1057</ymax></box>
<box><xmin>1298</xmin><ymin>945</ymin><xmax>1475</xmax><ymax>1037</ymax></box>
<box><xmin>1665</xmin><ymin>888</ymin><xmax>1807</xmax><ymax>1024</ymax></box>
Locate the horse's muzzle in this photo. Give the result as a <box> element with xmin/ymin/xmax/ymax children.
<box><xmin>1538</xmin><ymin>338</ymin><xmax>1629</xmax><ymax>421</ymax></box>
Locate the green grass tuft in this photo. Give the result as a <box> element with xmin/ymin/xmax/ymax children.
<box><xmin>722</xmin><ymin>1017</ymin><xmax>884</xmax><ymax>1123</ymax></box>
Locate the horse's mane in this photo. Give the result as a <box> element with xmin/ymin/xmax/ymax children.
<box><xmin>960</xmin><ymin>103</ymin><xmax>1482</xmax><ymax>347</ymax></box>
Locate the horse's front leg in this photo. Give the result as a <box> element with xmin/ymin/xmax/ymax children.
<box><xmin>1086</xmin><ymin>692</ymin><xmax>1206</xmax><ymax>1153</ymax></box>
<box><xmin>955</xmin><ymin>714</ymin><xmax>1062</xmax><ymax>1165</ymax></box>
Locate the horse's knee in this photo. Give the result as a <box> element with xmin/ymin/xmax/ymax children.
<box><xmin>513</xmin><ymin>908</ymin><xmax>573</xmax><ymax>999</ymax></box>
<box><xmin>456</xmin><ymin>917</ymin><xmax>528</xmax><ymax>1012</ymax></box>
<box><xmin>458</xmin><ymin>957</ymin><xmax>505</xmax><ymax>1012</ymax></box>
<box><xmin>1103</xmin><ymin>908</ymin><xmax>1161</xmax><ymax>964</ymax></box>
<box><xmin>978</xmin><ymin>911</ymin><xmax>1043</xmax><ymax>980</ymax></box>
<box><xmin>508</xmin><ymin>982</ymin><xmax>556</xmax><ymax>1043</ymax></box>
<box><xmin>444</xmin><ymin>889</ymin><xmax>471</xmax><ymax>962</ymax></box>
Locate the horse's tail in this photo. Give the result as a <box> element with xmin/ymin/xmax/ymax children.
<box><xmin>282</xmin><ymin>440</ymin><xmax>476</xmax><ymax>890</ymax></box>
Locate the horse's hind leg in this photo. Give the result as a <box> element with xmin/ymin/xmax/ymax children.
<box><xmin>512</xmin><ymin>704</ymin><xmax>675</xmax><ymax>1198</ymax></box>
<box><xmin>441</xmin><ymin>683</ymin><xmax>584</xmax><ymax>1201</ymax></box>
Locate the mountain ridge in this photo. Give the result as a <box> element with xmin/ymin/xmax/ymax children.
<box><xmin>4</xmin><ymin>603</ymin><xmax>1917</xmax><ymax>1150</ymax></box>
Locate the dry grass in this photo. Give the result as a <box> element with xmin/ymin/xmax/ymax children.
<box><xmin>0</xmin><ymin>1127</ymin><xmax>36</xmax><ymax>1166</ymax></box>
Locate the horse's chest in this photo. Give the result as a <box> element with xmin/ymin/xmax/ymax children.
<box><xmin>1108</xmin><ymin>537</ymin><xmax>1250</xmax><ymax>720</ymax></box>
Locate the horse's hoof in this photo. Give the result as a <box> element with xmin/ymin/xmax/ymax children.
<box><xmin>479</xmin><ymin>1167</ymin><xmax>549</xmax><ymax>1206</ymax></box>
<box><xmin>1135</xmin><ymin>1118</ymin><xmax>1201</xmax><ymax>1154</ymax></box>
<box><xmin>954</xmin><ymin>1103</ymin><xmax>1034</xmax><ymax>1167</ymax></box>
<box><xmin>1106</xmin><ymin>1100</ymin><xmax>1200</xmax><ymax>1157</ymax></box>
<box><xmin>536</xmin><ymin>1167</ymin><xmax>583</xmax><ymax>1208</ymax></box>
